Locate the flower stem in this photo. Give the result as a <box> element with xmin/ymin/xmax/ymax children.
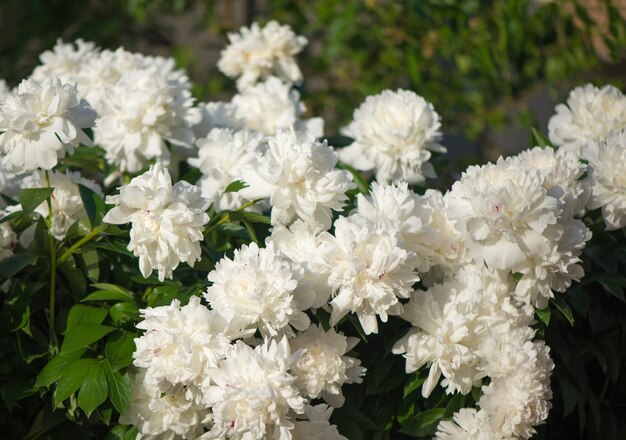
<box><xmin>56</xmin><ymin>224</ymin><xmax>105</xmax><ymax>266</ymax></box>
<box><xmin>44</xmin><ymin>170</ymin><xmax>58</xmax><ymax>350</ymax></box>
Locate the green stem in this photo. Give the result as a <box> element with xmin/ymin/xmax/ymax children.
<box><xmin>204</xmin><ymin>214</ymin><xmax>231</xmax><ymax>236</ymax></box>
<box><xmin>44</xmin><ymin>170</ymin><xmax>58</xmax><ymax>349</ymax></box>
<box><xmin>56</xmin><ymin>224</ymin><xmax>105</xmax><ymax>266</ymax></box>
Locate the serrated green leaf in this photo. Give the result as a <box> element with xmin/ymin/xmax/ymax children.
<box><xmin>105</xmin><ymin>332</ymin><xmax>136</xmax><ymax>371</ymax></box>
<box><xmin>105</xmin><ymin>362</ymin><xmax>131</xmax><ymax>414</ymax></box>
<box><xmin>34</xmin><ymin>351</ymin><xmax>85</xmax><ymax>389</ymax></box>
<box><xmin>54</xmin><ymin>358</ymin><xmax>98</xmax><ymax>406</ymax></box>
<box><xmin>61</xmin><ymin>324</ymin><xmax>115</xmax><ymax>353</ymax></box>
<box><xmin>66</xmin><ymin>304</ymin><xmax>109</xmax><ymax>332</ymax></box>
<box><xmin>224</xmin><ymin>180</ymin><xmax>248</xmax><ymax>193</ymax></box>
<box><xmin>19</xmin><ymin>187</ymin><xmax>54</xmax><ymax>215</ymax></box>
<box><xmin>78</xmin><ymin>360</ymin><xmax>108</xmax><ymax>416</ymax></box>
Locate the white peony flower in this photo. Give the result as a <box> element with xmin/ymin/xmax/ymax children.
<box><xmin>445</xmin><ymin>159</ymin><xmax>563</xmax><ymax>272</ymax></box>
<box><xmin>205</xmin><ymin>337</ymin><xmax>306</xmax><ymax>440</ymax></box>
<box><xmin>121</xmin><ymin>369</ymin><xmax>212</xmax><ymax>440</ymax></box>
<box><xmin>241</xmin><ymin>129</ymin><xmax>354</xmax><ymax>230</ymax></box>
<box><xmin>103</xmin><ymin>162</ymin><xmax>210</xmax><ymax>281</ymax></box>
<box><xmin>289</xmin><ymin>325</ymin><xmax>365</xmax><ymax>407</ymax></box>
<box><xmin>191</xmin><ymin>101</ymin><xmax>243</xmax><ymax>139</ymax></box>
<box><xmin>0</xmin><ymin>77</ymin><xmax>95</xmax><ymax>173</ymax></box>
<box><xmin>204</xmin><ymin>242</ymin><xmax>310</xmax><ymax>337</ymax></box>
<box><xmin>93</xmin><ymin>66</ymin><xmax>201</xmax><ymax>172</ymax></box>
<box><xmin>218</xmin><ymin>21</ymin><xmax>307</xmax><ymax>90</ymax></box>
<box><xmin>339</xmin><ymin>89</ymin><xmax>445</xmax><ymax>184</ymax></box>
<box><xmin>231</xmin><ymin>76</ymin><xmax>323</xmax><ymax>137</ymax></box>
<box><xmin>30</xmin><ymin>39</ymin><xmax>98</xmax><ymax>85</ymax></box>
<box><xmin>435</xmin><ymin>408</ymin><xmax>502</xmax><ymax>440</ymax></box>
<box><xmin>0</xmin><ymin>220</ymin><xmax>16</xmax><ymax>261</ymax></box>
<box><xmin>293</xmin><ymin>404</ymin><xmax>348</xmax><ymax>440</ymax></box>
<box><xmin>393</xmin><ymin>265</ymin><xmax>532</xmax><ymax>398</ymax></box>
<box><xmin>584</xmin><ymin>129</ymin><xmax>626</xmax><ymax>230</ymax></box>
<box><xmin>133</xmin><ymin>296</ymin><xmax>232</xmax><ymax>398</ymax></box>
<box><xmin>187</xmin><ymin>127</ymin><xmax>264</xmax><ymax>211</ymax></box>
<box><xmin>548</xmin><ymin>83</ymin><xmax>626</xmax><ymax>156</ymax></box>
<box><xmin>317</xmin><ymin>216</ymin><xmax>418</xmax><ymax>335</ymax></box>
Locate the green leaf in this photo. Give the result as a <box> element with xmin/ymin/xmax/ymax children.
<box><xmin>240</xmin><ymin>210</ymin><xmax>271</xmax><ymax>225</ymax></box>
<box><xmin>66</xmin><ymin>304</ymin><xmax>109</xmax><ymax>332</ymax></box>
<box><xmin>79</xmin><ymin>249</ymin><xmax>100</xmax><ymax>282</ymax></box>
<box><xmin>530</xmin><ymin>127</ymin><xmax>553</xmax><ymax>147</ymax></box>
<box><xmin>54</xmin><ymin>358</ymin><xmax>98</xmax><ymax>406</ymax></box>
<box><xmin>109</xmin><ymin>302</ymin><xmax>140</xmax><ymax>326</ymax></box>
<box><xmin>105</xmin><ymin>361</ymin><xmax>131</xmax><ymax>414</ymax></box>
<box><xmin>224</xmin><ymin>179</ymin><xmax>248</xmax><ymax>193</ymax></box>
<box><xmin>0</xmin><ymin>253</ymin><xmax>38</xmax><ymax>283</ymax></box>
<box><xmin>535</xmin><ymin>306</ymin><xmax>551</xmax><ymax>326</ymax></box>
<box><xmin>552</xmin><ymin>297</ymin><xmax>574</xmax><ymax>326</ymax></box>
<box><xmin>78</xmin><ymin>360</ymin><xmax>108</xmax><ymax>416</ymax></box>
<box><xmin>83</xmin><ymin>290</ymin><xmax>135</xmax><ymax>303</ymax></box>
<box><xmin>61</xmin><ymin>324</ymin><xmax>115</xmax><ymax>353</ymax></box>
<box><xmin>34</xmin><ymin>350</ymin><xmax>85</xmax><ymax>389</ymax></box>
<box><xmin>403</xmin><ymin>370</ymin><xmax>427</xmax><ymax>398</ymax></box>
<box><xmin>399</xmin><ymin>408</ymin><xmax>446</xmax><ymax>437</ymax></box>
<box><xmin>90</xmin><ymin>283</ymin><xmax>134</xmax><ymax>300</ymax></box>
<box><xmin>19</xmin><ymin>187</ymin><xmax>54</xmax><ymax>215</ymax></box>
<box><xmin>78</xmin><ymin>184</ymin><xmax>107</xmax><ymax>227</ymax></box>
<box><xmin>105</xmin><ymin>332</ymin><xmax>137</xmax><ymax>371</ymax></box>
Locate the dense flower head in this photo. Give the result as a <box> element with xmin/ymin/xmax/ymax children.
<box><xmin>317</xmin><ymin>216</ymin><xmax>419</xmax><ymax>335</ymax></box>
<box><xmin>231</xmin><ymin>76</ymin><xmax>323</xmax><ymax>137</ymax></box>
<box><xmin>289</xmin><ymin>325</ymin><xmax>365</xmax><ymax>407</ymax></box>
<box><xmin>435</xmin><ymin>408</ymin><xmax>502</xmax><ymax>440</ymax></box>
<box><xmin>103</xmin><ymin>162</ymin><xmax>210</xmax><ymax>281</ymax></box>
<box><xmin>188</xmin><ymin>127</ymin><xmax>264</xmax><ymax>211</ymax></box>
<box><xmin>218</xmin><ymin>20</ymin><xmax>307</xmax><ymax>90</ymax></box>
<box><xmin>339</xmin><ymin>89</ymin><xmax>445</xmax><ymax>184</ymax></box>
<box><xmin>205</xmin><ymin>337</ymin><xmax>306</xmax><ymax>440</ymax></box>
<box><xmin>22</xmin><ymin>170</ymin><xmax>103</xmax><ymax>240</ymax></box>
<box><xmin>30</xmin><ymin>39</ymin><xmax>99</xmax><ymax>84</ymax></box>
<box><xmin>241</xmin><ymin>128</ymin><xmax>354</xmax><ymax>230</ymax></box>
<box><xmin>293</xmin><ymin>404</ymin><xmax>348</xmax><ymax>440</ymax></box>
<box><xmin>584</xmin><ymin>129</ymin><xmax>626</xmax><ymax>230</ymax></box>
<box><xmin>0</xmin><ymin>76</ymin><xmax>95</xmax><ymax>173</ymax></box>
<box><xmin>121</xmin><ymin>369</ymin><xmax>212</xmax><ymax>440</ymax></box>
<box><xmin>548</xmin><ymin>83</ymin><xmax>626</xmax><ymax>156</ymax></box>
<box><xmin>204</xmin><ymin>242</ymin><xmax>310</xmax><ymax>337</ymax></box>
<box><xmin>192</xmin><ymin>101</ymin><xmax>243</xmax><ymax>139</ymax></box>
<box><xmin>0</xmin><ymin>220</ymin><xmax>16</xmax><ymax>261</ymax></box>
<box><xmin>93</xmin><ymin>65</ymin><xmax>201</xmax><ymax>172</ymax></box>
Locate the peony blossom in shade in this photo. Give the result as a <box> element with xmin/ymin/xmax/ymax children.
<box><xmin>0</xmin><ymin>76</ymin><xmax>95</xmax><ymax>173</ymax></box>
<box><xmin>293</xmin><ymin>404</ymin><xmax>348</xmax><ymax>440</ymax></box>
<box><xmin>205</xmin><ymin>337</ymin><xmax>306</xmax><ymax>440</ymax></box>
<box><xmin>133</xmin><ymin>296</ymin><xmax>232</xmax><ymax>399</ymax></box>
<box><xmin>339</xmin><ymin>89</ymin><xmax>445</xmax><ymax>184</ymax></box>
<box><xmin>187</xmin><ymin>127</ymin><xmax>265</xmax><ymax>211</ymax></box>
<box><xmin>30</xmin><ymin>39</ymin><xmax>99</xmax><ymax>85</ymax></box>
<box><xmin>120</xmin><ymin>369</ymin><xmax>212</xmax><ymax>439</ymax></box>
<box><xmin>21</xmin><ymin>170</ymin><xmax>103</xmax><ymax>240</ymax></box>
<box><xmin>218</xmin><ymin>20</ymin><xmax>308</xmax><ymax>90</ymax></box>
<box><xmin>93</xmin><ymin>66</ymin><xmax>201</xmax><ymax>173</ymax></box>
<box><xmin>204</xmin><ymin>242</ymin><xmax>310</xmax><ymax>338</ymax></box>
<box><xmin>584</xmin><ymin>129</ymin><xmax>626</xmax><ymax>230</ymax></box>
<box><xmin>103</xmin><ymin>162</ymin><xmax>210</xmax><ymax>281</ymax></box>
<box><xmin>317</xmin><ymin>216</ymin><xmax>419</xmax><ymax>335</ymax></box>
<box><xmin>231</xmin><ymin>76</ymin><xmax>323</xmax><ymax>137</ymax></box>
<box><xmin>435</xmin><ymin>408</ymin><xmax>502</xmax><ymax>440</ymax></box>
<box><xmin>289</xmin><ymin>325</ymin><xmax>365</xmax><ymax>407</ymax></box>
<box><xmin>241</xmin><ymin>128</ymin><xmax>355</xmax><ymax>231</ymax></box>
<box><xmin>548</xmin><ymin>83</ymin><xmax>626</xmax><ymax>156</ymax></box>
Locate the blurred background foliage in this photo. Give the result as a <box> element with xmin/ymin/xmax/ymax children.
<box><xmin>1</xmin><ymin>0</ymin><xmax>625</xmax><ymax>159</ymax></box>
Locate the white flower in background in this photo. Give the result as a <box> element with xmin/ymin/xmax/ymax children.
<box><xmin>192</xmin><ymin>101</ymin><xmax>243</xmax><ymax>139</ymax></box>
<box><xmin>435</xmin><ymin>408</ymin><xmax>501</xmax><ymax>440</ymax></box>
<box><xmin>584</xmin><ymin>129</ymin><xmax>626</xmax><ymax>230</ymax></box>
<box><xmin>103</xmin><ymin>163</ymin><xmax>210</xmax><ymax>281</ymax></box>
<box><xmin>133</xmin><ymin>296</ymin><xmax>232</xmax><ymax>397</ymax></box>
<box><xmin>94</xmin><ymin>66</ymin><xmax>201</xmax><ymax>172</ymax></box>
<box><xmin>0</xmin><ymin>77</ymin><xmax>95</xmax><ymax>173</ymax></box>
<box><xmin>317</xmin><ymin>216</ymin><xmax>418</xmax><ymax>335</ymax></box>
<box><xmin>241</xmin><ymin>129</ymin><xmax>354</xmax><ymax>230</ymax></box>
<box><xmin>231</xmin><ymin>76</ymin><xmax>323</xmax><ymax>137</ymax></box>
<box><xmin>548</xmin><ymin>83</ymin><xmax>626</xmax><ymax>156</ymax></box>
<box><xmin>293</xmin><ymin>404</ymin><xmax>348</xmax><ymax>440</ymax></box>
<box><xmin>121</xmin><ymin>369</ymin><xmax>212</xmax><ymax>440</ymax></box>
<box><xmin>339</xmin><ymin>89</ymin><xmax>444</xmax><ymax>184</ymax></box>
<box><xmin>204</xmin><ymin>242</ymin><xmax>310</xmax><ymax>337</ymax></box>
<box><xmin>206</xmin><ymin>337</ymin><xmax>306</xmax><ymax>440</ymax></box>
<box><xmin>445</xmin><ymin>160</ymin><xmax>563</xmax><ymax>271</ymax></box>
<box><xmin>0</xmin><ymin>220</ymin><xmax>16</xmax><ymax>261</ymax></box>
<box><xmin>267</xmin><ymin>220</ymin><xmax>333</xmax><ymax>308</ymax></box>
<box><xmin>0</xmin><ymin>163</ymin><xmax>21</xmax><ymax>207</ymax></box>
<box><xmin>0</xmin><ymin>80</ymin><xmax>12</xmax><ymax>102</ymax></box>
<box><xmin>30</xmin><ymin>39</ymin><xmax>98</xmax><ymax>84</ymax></box>
<box><xmin>188</xmin><ymin>127</ymin><xmax>264</xmax><ymax>211</ymax></box>
<box><xmin>289</xmin><ymin>325</ymin><xmax>365</xmax><ymax>407</ymax></box>
<box><xmin>219</xmin><ymin>20</ymin><xmax>307</xmax><ymax>90</ymax></box>
<box><xmin>510</xmin><ymin>146</ymin><xmax>589</xmax><ymax>216</ymax></box>
<box><xmin>393</xmin><ymin>266</ymin><xmax>532</xmax><ymax>397</ymax></box>
<box><xmin>21</xmin><ymin>170</ymin><xmax>102</xmax><ymax>240</ymax></box>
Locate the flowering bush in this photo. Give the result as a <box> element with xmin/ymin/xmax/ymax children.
<box><xmin>1</xmin><ymin>21</ymin><xmax>626</xmax><ymax>440</ymax></box>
